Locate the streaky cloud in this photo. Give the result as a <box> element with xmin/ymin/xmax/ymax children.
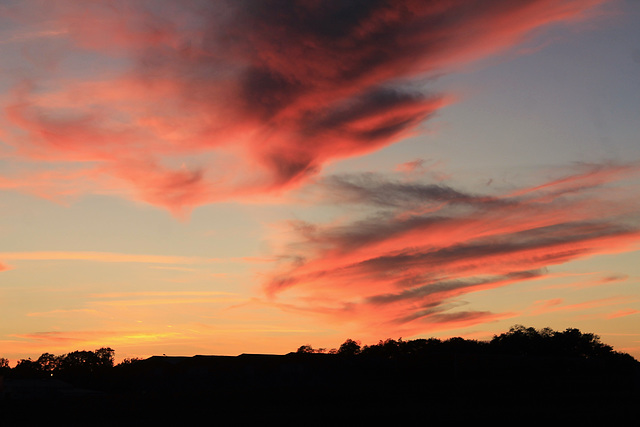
<box><xmin>0</xmin><ymin>0</ymin><xmax>609</xmax><ymax>213</ymax></box>
<box><xmin>263</xmin><ymin>162</ymin><xmax>640</xmax><ymax>335</ymax></box>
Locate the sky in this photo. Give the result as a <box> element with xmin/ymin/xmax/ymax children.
<box><xmin>1</xmin><ymin>0</ymin><xmax>639</xmax><ymax>364</ymax></box>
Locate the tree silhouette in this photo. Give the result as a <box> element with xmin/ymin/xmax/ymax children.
<box><xmin>94</xmin><ymin>347</ymin><xmax>116</xmax><ymax>368</ymax></box>
<box><xmin>12</xmin><ymin>358</ymin><xmax>42</xmax><ymax>378</ymax></box>
<box><xmin>296</xmin><ymin>345</ymin><xmax>315</xmax><ymax>354</ymax></box>
<box><xmin>551</xmin><ymin>327</ymin><xmax>613</xmax><ymax>358</ymax></box>
<box><xmin>118</xmin><ymin>357</ymin><xmax>143</xmax><ymax>366</ymax></box>
<box><xmin>0</xmin><ymin>357</ymin><xmax>10</xmax><ymax>376</ymax></box>
<box><xmin>489</xmin><ymin>324</ymin><xmax>616</xmax><ymax>359</ymax></box>
<box><xmin>36</xmin><ymin>352</ymin><xmax>62</xmax><ymax>375</ymax></box>
<box><xmin>361</xmin><ymin>338</ymin><xmax>403</xmax><ymax>359</ymax></box>
<box><xmin>337</xmin><ymin>339</ymin><xmax>361</xmax><ymax>356</ymax></box>
<box><xmin>56</xmin><ymin>347</ymin><xmax>115</xmax><ymax>382</ymax></box>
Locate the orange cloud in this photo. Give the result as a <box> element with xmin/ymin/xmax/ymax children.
<box><xmin>0</xmin><ymin>251</ymin><xmax>272</xmax><ymax>267</ymax></box>
<box><xmin>26</xmin><ymin>309</ymin><xmax>99</xmax><ymax>317</ymax></box>
<box><xmin>0</xmin><ymin>251</ymin><xmax>202</xmax><ymax>264</ymax></box>
<box><xmin>530</xmin><ymin>297</ymin><xmax>630</xmax><ymax>316</ymax></box>
<box><xmin>263</xmin><ymin>163</ymin><xmax>640</xmax><ymax>336</ymax></box>
<box><xmin>9</xmin><ymin>330</ymin><xmax>182</xmax><ymax>350</ymax></box>
<box><xmin>87</xmin><ymin>291</ymin><xmax>242</xmax><ymax>307</ymax></box>
<box><xmin>604</xmin><ymin>309</ymin><xmax>640</xmax><ymax>319</ymax></box>
<box><xmin>544</xmin><ymin>273</ymin><xmax>630</xmax><ymax>290</ymax></box>
<box><xmin>1</xmin><ymin>0</ymin><xmax>610</xmax><ymax>214</ymax></box>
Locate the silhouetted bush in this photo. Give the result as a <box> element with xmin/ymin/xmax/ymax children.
<box><xmin>5</xmin><ymin>347</ymin><xmax>114</xmax><ymax>384</ymax></box>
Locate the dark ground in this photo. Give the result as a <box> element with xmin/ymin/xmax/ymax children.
<box><xmin>2</xmin><ymin>352</ymin><xmax>638</xmax><ymax>425</ymax></box>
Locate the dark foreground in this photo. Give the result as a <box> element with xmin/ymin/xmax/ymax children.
<box><xmin>2</xmin><ymin>351</ymin><xmax>639</xmax><ymax>425</ymax></box>
<box><xmin>2</xmin><ymin>326</ymin><xmax>639</xmax><ymax>425</ymax></box>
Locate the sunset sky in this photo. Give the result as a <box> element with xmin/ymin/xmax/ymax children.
<box><xmin>1</xmin><ymin>0</ymin><xmax>639</xmax><ymax>364</ymax></box>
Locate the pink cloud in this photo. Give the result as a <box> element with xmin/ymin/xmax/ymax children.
<box><xmin>604</xmin><ymin>309</ymin><xmax>640</xmax><ymax>319</ymax></box>
<box><xmin>1</xmin><ymin>0</ymin><xmax>610</xmax><ymax>214</ymax></box>
<box><xmin>262</xmin><ymin>163</ymin><xmax>640</xmax><ymax>336</ymax></box>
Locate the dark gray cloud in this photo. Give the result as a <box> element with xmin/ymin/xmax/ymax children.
<box><xmin>319</xmin><ymin>173</ymin><xmax>501</xmax><ymax>208</ymax></box>
<box><xmin>368</xmin><ymin>270</ymin><xmax>545</xmax><ymax>305</ymax></box>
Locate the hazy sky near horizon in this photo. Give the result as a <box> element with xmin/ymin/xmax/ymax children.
<box><xmin>1</xmin><ymin>0</ymin><xmax>639</xmax><ymax>363</ymax></box>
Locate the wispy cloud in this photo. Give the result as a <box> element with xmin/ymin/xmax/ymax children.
<box><xmin>88</xmin><ymin>290</ymin><xmax>242</xmax><ymax>307</ymax></box>
<box><xmin>26</xmin><ymin>308</ymin><xmax>99</xmax><ymax>317</ymax></box>
<box><xmin>603</xmin><ymin>309</ymin><xmax>640</xmax><ymax>319</ymax></box>
<box><xmin>530</xmin><ymin>296</ymin><xmax>630</xmax><ymax>316</ymax></box>
<box><xmin>0</xmin><ymin>251</ymin><xmax>275</xmax><ymax>269</ymax></box>
<box><xmin>10</xmin><ymin>330</ymin><xmax>181</xmax><ymax>346</ymax></box>
<box><xmin>0</xmin><ymin>29</ymin><xmax>68</xmax><ymax>45</ymax></box>
<box><xmin>0</xmin><ymin>0</ymin><xmax>609</xmax><ymax>214</ymax></box>
<box><xmin>262</xmin><ymin>162</ymin><xmax>640</xmax><ymax>336</ymax></box>
<box><xmin>92</xmin><ymin>298</ymin><xmax>242</xmax><ymax>307</ymax></box>
<box><xmin>91</xmin><ymin>291</ymin><xmax>237</xmax><ymax>298</ymax></box>
<box><xmin>543</xmin><ymin>273</ymin><xmax>630</xmax><ymax>290</ymax></box>
<box><xmin>0</xmin><ymin>251</ymin><xmax>202</xmax><ymax>264</ymax></box>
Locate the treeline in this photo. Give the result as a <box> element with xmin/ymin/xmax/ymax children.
<box><xmin>1</xmin><ymin>325</ymin><xmax>637</xmax><ymax>385</ymax></box>
<box><xmin>286</xmin><ymin>324</ymin><xmax>639</xmax><ymax>392</ymax></box>
<box><xmin>297</xmin><ymin>324</ymin><xmax>636</xmax><ymax>362</ymax></box>
<box><xmin>1</xmin><ymin>325</ymin><xmax>638</xmax><ymax>376</ymax></box>
<box><xmin>1</xmin><ymin>325</ymin><xmax>639</xmax><ymax>424</ymax></box>
<box><xmin>0</xmin><ymin>347</ymin><xmax>116</xmax><ymax>386</ymax></box>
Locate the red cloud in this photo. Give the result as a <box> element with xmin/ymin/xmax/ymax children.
<box><xmin>263</xmin><ymin>163</ymin><xmax>640</xmax><ymax>336</ymax></box>
<box><xmin>1</xmin><ymin>0</ymin><xmax>609</xmax><ymax>214</ymax></box>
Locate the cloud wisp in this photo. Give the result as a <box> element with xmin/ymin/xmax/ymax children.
<box><xmin>0</xmin><ymin>0</ymin><xmax>608</xmax><ymax>214</ymax></box>
<box><xmin>0</xmin><ymin>251</ymin><xmax>275</xmax><ymax>275</ymax></box>
<box><xmin>263</xmin><ymin>163</ymin><xmax>640</xmax><ymax>336</ymax></box>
